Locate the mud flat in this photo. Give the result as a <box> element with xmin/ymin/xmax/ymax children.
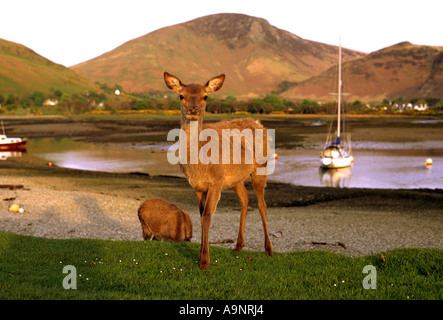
<box><xmin>2</xmin><ymin>114</ymin><xmax>443</xmax><ymax>146</ymax></box>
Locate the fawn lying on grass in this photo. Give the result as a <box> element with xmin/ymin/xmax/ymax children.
<box><xmin>138</xmin><ymin>198</ymin><xmax>192</xmax><ymax>242</ymax></box>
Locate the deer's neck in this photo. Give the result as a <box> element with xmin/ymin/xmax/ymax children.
<box><xmin>180</xmin><ymin>119</ymin><xmax>204</xmax><ymax>162</ymax></box>
<box><xmin>181</xmin><ymin>119</ymin><xmax>203</xmax><ymax>140</ymax></box>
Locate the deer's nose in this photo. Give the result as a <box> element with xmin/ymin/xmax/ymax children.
<box><xmin>187</xmin><ymin>106</ymin><xmax>200</xmax><ymax>115</ymax></box>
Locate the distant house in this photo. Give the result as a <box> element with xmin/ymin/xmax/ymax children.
<box><xmin>393</xmin><ymin>102</ymin><xmax>428</xmax><ymax>112</ymax></box>
<box><xmin>43</xmin><ymin>99</ymin><xmax>58</xmax><ymax>106</ymax></box>
<box><xmin>91</xmin><ymin>100</ymin><xmax>105</xmax><ymax>109</ymax></box>
<box><xmin>414</xmin><ymin>104</ymin><xmax>428</xmax><ymax>111</ymax></box>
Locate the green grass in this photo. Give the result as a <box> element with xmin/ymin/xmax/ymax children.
<box><xmin>0</xmin><ymin>231</ymin><xmax>441</xmax><ymax>300</ymax></box>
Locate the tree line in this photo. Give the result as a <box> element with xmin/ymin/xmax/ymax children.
<box><xmin>1</xmin><ymin>82</ymin><xmax>442</xmax><ymax>115</ymax></box>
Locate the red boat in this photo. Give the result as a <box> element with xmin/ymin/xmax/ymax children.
<box><xmin>0</xmin><ymin>134</ymin><xmax>27</xmax><ymax>150</ymax></box>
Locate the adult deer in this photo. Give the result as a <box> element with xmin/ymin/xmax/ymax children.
<box><xmin>164</xmin><ymin>72</ymin><xmax>273</xmax><ymax>270</ymax></box>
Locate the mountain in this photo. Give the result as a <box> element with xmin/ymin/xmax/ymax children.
<box><xmin>0</xmin><ymin>38</ymin><xmax>94</xmax><ymax>97</ymax></box>
<box><xmin>281</xmin><ymin>42</ymin><xmax>443</xmax><ymax>102</ymax></box>
<box><xmin>71</xmin><ymin>13</ymin><xmax>365</xmax><ymax>99</ymax></box>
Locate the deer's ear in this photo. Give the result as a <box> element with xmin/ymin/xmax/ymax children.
<box><xmin>205</xmin><ymin>74</ymin><xmax>225</xmax><ymax>93</ymax></box>
<box><xmin>164</xmin><ymin>72</ymin><xmax>183</xmax><ymax>92</ymax></box>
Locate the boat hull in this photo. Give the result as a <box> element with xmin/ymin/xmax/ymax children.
<box><xmin>0</xmin><ymin>140</ymin><xmax>27</xmax><ymax>150</ymax></box>
<box><xmin>320</xmin><ymin>155</ymin><xmax>353</xmax><ymax>169</ymax></box>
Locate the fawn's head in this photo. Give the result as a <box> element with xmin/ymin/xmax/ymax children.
<box><xmin>164</xmin><ymin>72</ymin><xmax>225</xmax><ymax>121</ymax></box>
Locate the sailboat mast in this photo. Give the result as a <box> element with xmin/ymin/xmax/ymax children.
<box><xmin>337</xmin><ymin>40</ymin><xmax>342</xmax><ymax>140</ymax></box>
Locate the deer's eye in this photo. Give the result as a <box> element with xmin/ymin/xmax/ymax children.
<box><xmin>179</xmin><ymin>95</ymin><xmax>184</xmax><ymax>100</ymax></box>
<box><xmin>203</xmin><ymin>96</ymin><xmax>208</xmax><ymax>101</ymax></box>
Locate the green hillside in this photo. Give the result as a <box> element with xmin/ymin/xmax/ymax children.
<box><xmin>0</xmin><ymin>38</ymin><xmax>94</xmax><ymax>97</ymax></box>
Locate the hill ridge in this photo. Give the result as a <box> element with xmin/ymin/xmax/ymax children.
<box><xmin>71</xmin><ymin>13</ymin><xmax>365</xmax><ymax>99</ymax></box>
<box><xmin>281</xmin><ymin>42</ymin><xmax>443</xmax><ymax>102</ymax></box>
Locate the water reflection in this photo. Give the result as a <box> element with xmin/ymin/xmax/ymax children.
<box><xmin>319</xmin><ymin>167</ymin><xmax>352</xmax><ymax>188</ymax></box>
<box><xmin>7</xmin><ymin>138</ymin><xmax>443</xmax><ymax>189</ymax></box>
<box><xmin>0</xmin><ymin>148</ymin><xmax>26</xmax><ymax>160</ymax></box>
<box><xmin>13</xmin><ymin>138</ymin><xmax>181</xmax><ymax>176</ymax></box>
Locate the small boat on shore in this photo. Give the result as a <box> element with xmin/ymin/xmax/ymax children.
<box><xmin>0</xmin><ymin>134</ymin><xmax>27</xmax><ymax>150</ymax></box>
<box><xmin>0</xmin><ymin>121</ymin><xmax>27</xmax><ymax>150</ymax></box>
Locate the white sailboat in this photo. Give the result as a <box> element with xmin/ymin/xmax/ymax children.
<box><xmin>320</xmin><ymin>41</ymin><xmax>354</xmax><ymax>169</ymax></box>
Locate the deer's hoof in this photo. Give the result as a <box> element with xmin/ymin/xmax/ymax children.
<box><xmin>265</xmin><ymin>242</ymin><xmax>273</xmax><ymax>256</ymax></box>
<box><xmin>234</xmin><ymin>242</ymin><xmax>244</xmax><ymax>252</ymax></box>
<box><xmin>199</xmin><ymin>261</ymin><xmax>209</xmax><ymax>271</ymax></box>
<box><xmin>199</xmin><ymin>255</ymin><xmax>210</xmax><ymax>271</ymax></box>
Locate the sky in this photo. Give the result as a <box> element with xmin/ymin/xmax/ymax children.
<box><xmin>1</xmin><ymin>0</ymin><xmax>442</xmax><ymax>67</ymax></box>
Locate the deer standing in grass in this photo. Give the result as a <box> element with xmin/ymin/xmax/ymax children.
<box><xmin>164</xmin><ymin>72</ymin><xmax>273</xmax><ymax>270</ymax></box>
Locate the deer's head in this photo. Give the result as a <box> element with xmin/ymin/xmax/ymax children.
<box><xmin>164</xmin><ymin>72</ymin><xmax>225</xmax><ymax>121</ymax></box>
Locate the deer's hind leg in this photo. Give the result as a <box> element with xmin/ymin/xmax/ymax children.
<box><xmin>233</xmin><ymin>182</ymin><xmax>249</xmax><ymax>252</ymax></box>
<box><xmin>139</xmin><ymin>216</ymin><xmax>154</xmax><ymax>241</ymax></box>
<box><xmin>251</xmin><ymin>172</ymin><xmax>273</xmax><ymax>256</ymax></box>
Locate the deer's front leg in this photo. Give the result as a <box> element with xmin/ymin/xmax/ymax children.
<box><xmin>199</xmin><ymin>187</ymin><xmax>221</xmax><ymax>270</ymax></box>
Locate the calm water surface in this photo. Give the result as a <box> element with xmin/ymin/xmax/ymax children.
<box><xmin>4</xmin><ymin>137</ymin><xmax>443</xmax><ymax>189</ymax></box>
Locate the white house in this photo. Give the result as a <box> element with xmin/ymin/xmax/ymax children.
<box><xmin>43</xmin><ymin>99</ymin><xmax>58</xmax><ymax>106</ymax></box>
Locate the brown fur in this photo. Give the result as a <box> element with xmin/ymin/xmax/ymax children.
<box><xmin>138</xmin><ymin>198</ymin><xmax>192</xmax><ymax>242</ymax></box>
<box><xmin>164</xmin><ymin>72</ymin><xmax>273</xmax><ymax>270</ymax></box>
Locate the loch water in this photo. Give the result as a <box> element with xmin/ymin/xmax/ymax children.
<box><xmin>4</xmin><ymin>137</ymin><xmax>442</xmax><ymax>189</ymax></box>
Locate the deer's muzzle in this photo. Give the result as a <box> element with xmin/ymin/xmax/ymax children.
<box><xmin>186</xmin><ymin>106</ymin><xmax>200</xmax><ymax>119</ymax></box>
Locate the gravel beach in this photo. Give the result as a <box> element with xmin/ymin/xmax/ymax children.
<box><xmin>1</xmin><ymin>161</ymin><xmax>442</xmax><ymax>257</ymax></box>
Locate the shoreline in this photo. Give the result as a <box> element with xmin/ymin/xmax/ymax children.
<box><xmin>2</xmin><ymin>113</ymin><xmax>443</xmax><ymax>143</ymax></box>
<box><xmin>1</xmin><ymin>160</ymin><xmax>442</xmax><ymax>257</ymax></box>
